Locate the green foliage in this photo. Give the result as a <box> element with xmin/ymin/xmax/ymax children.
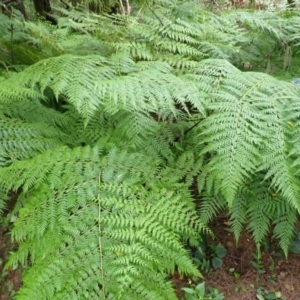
<box><xmin>1</xmin><ymin>146</ymin><xmax>206</xmax><ymax>300</ymax></box>
<box><xmin>1</xmin><ymin>1</ymin><xmax>300</xmax><ymax>299</ymax></box>
<box><xmin>182</xmin><ymin>282</ymin><xmax>224</xmax><ymax>300</ymax></box>
<box><xmin>255</xmin><ymin>286</ymin><xmax>286</xmax><ymax>300</ymax></box>
<box><xmin>190</xmin><ymin>239</ymin><xmax>227</xmax><ymax>273</ymax></box>
<box><xmin>289</xmin><ymin>231</ymin><xmax>300</xmax><ymax>254</ymax></box>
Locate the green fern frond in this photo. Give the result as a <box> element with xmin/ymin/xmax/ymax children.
<box><xmin>0</xmin><ymin>83</ymin><xmax>44</xmax><ymax>102</ymax></box>
<box><xmin>199</xmin><ymin>195</ymin><xmax>227</xmax><ymax>224</ymax></box>
<box><xmin>230</xmin><ymin>11</ymin><xmax>285</xmax><ymax>40</ymax></box>
<box><xmin>228</xmin><ymin>175</ymin><xmax>298</xmax><ymax>256</ymax></box>
<box><xmin>115</xmin><ymin>110</ymin><xmax>159</xmax><ymax>149</ymax></box>
<box><xmin>1</xmin><ymin>54</ymin><xmax>205</xmax><ymax>122</ymax></box>
<box><xmin>189</xmin><ymin>58</ymin><xmax>240</xmax><ymax>95</ymax></box>
<box><xmin>257</xmin><ymin>85</ymin><xmax>300</xmax><ymax>210</ymax></box>
<box><xmin>0</xmin><ymin>186</ymin><xmax>8</xmax><ymax>217</ymax></box>
<box><xmin>198</xmin><ymin>73</ymin><xmax>265</xmax><ymax>205</ymax></box>
<box><xmin>273</xmin><ymin>200</ymin><xmax>297</xmax><ymax>256</ymax></box>
<box><xmin>1</xmin><ymin>54</ymin><xmax>113</xmax><ymax>120</ymax></box>
<box><xmin>197</xmin><ymin>59</ymin><xmax>300</xmax><ymax>208</ymax></box>
<box><xmin>0</xmin><ymin>116</ymin><xmax>65</xmax><ymax>166</ymax></box>
<box><xmin>2</xmin><ymin>4</ymin><xmax>300</xmax><ymax>297</ymax></box>
<box><xmin>246</xmin><ymin>192</ymin><xmax>273</xmax><ymax>250</ymax></box>
<box><xmin>2</xmin><ymin>145</ymin><xmax>205</xmax><ymax>299</ymax></box>
<box><xmin>0</xmin><ymin>99</ymin><xmax>70</xmax><ymax>128</ymax></box>
<box><xmin>229</xmin><ymin>192</ymin><xmax>247</xmax><ymax>243</ymax></box>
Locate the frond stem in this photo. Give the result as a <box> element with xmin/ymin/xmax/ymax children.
<box><xmin>98</xmin><ymin>169</ymin><xmax>106</xmax><ymax>298</ymax></box>
<box><xmin>184</xmin><ymin>119</ymin><xmax>202</xmax><ymax>135</ymax></box>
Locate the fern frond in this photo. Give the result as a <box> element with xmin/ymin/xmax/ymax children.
<box><xmin>229</xmin><ymin>192</ymin><xmax>247</xmax><ymax>242</ymax></box>
<box><xmin>0</xmin><ymin>186</ymin><xmax>8</xmax><ymax>217</ymax></box>
<box><xmin>247</xmin><ymin>198</ymin><xmax>271</xmax><ymax>250</ymax></box>
<box><xmin>1</xmin><ymin>54</ymin><xmax>113</xmax><ymax>120</ymax></box>
<box><xmin>197</xmin><ymin>59</ymin><xmax>300</xmax><ymax>208</ymax></box>
<box><xmin>0</xmin><ymin>99</ymin><xmax>70</xmax><ymax>128</ymax></box>
<box><xmin>198</xmin><ymin>72</ymin><xmax>266</xmax><ymax>205</ymax></box>
<box><xmin>199</xmin><ymin>195</ymin><xmax>227</xmax><ymax>224</ymax></box>
<box><xmin>231</xmin><ymin>175</ymin><xmax>298</xmax><ymax>256</ymax></box>
<box><xmin>230</xmin><ymin>11</ymin><xmax>285</xmax><ymax>40</ymax></box>
<box><xmin>2</xmin><ymin>145</ymin><xmax>205</xmax><ymax>300</ymax></box>
<box><xmin>273</xmin><ymin>200</ymin><xmax>297</xmax><ymax>256</ymax></box>
<box><xmin>0</xmin><ymin>116</ymin><xmax>65</xmax><ymax>167</ymax></box>
<box><xmin>1</xmin><ymin>54</ymin><xmax>205</xmax><ymax>122</ymax></box>
<box><xmin>257</xmin><ymin>85</ymin><xmax>300</xmax><ymax>210</ymax></box>
<box><xmin>0</xmin><ymin>83</ymin><xmax>44</xmax><ymax>103</ymax></box>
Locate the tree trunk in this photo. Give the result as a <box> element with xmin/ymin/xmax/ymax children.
<box><xmin>1</xmin><ymin>0</ymin><xmax>28</xmax><ymax>19</ymax></box>
<box><xmin>33</xmin><ymin>0</ymin><xmax>56</xmax><ymax>24</ymax></box>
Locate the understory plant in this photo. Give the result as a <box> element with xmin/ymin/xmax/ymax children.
<box><xmin>1</xmin><ymin>1</ymin><xmax>300</xmax><ymax>299</ymax></box>
<box><xmin>182</xmin><ymin>282</ymin><xmax>224</xmax><ymax>300</ymax></box>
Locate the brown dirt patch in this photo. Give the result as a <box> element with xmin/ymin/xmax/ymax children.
<box><xmin>0</xmin><ymin>225</ymin><xmax>22</xmax><ymax>300</ymax></box>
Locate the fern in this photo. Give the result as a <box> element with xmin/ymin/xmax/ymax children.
<box><xmin>273</xmin><ymin>200</ymin><xmax>297</xmax><ymax>257</ymax></box>
<box><xmin>0</xmin><ymin>116</ymin><xmax>65</xmax><ymax>166</ymax></box>
<box><xmin>229</xmin><ymin>192</ymin><xmax>247</xmax><ymax>242</ymax></box>
<box><xmin>1</xmin><ymin>2</ymin><xmax>300</xmax><ymax>299</ymax></box>
<box><xmin>199</xmin><ymin>195</ymin><xmax>227</xmax><ymax>225</ymax></box>
<box><xmin>196</xmin><ymin>59</ymin><xmax>300</xmax><ymax>208</ymax></box>
<box><xmin>192</xmin><ymin>59</ymin><xmax>300</xmax><ymax>254</ymax></box>
<box><xmin>1</xmin><ymin>146</ymin><xmax>205</xmax><ymax>300</ymax></box>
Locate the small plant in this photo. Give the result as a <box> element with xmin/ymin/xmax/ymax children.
<box><xmin>251</xmin><ymin>252</ymin><xmax>266</xmax><ymax>275</ymax></box>
<box><xmin>182</xmin><ymin>282</ymin><xmax>224</xmax><ymax>300</ymax></box>
<box><xmin>256</xmin><ymin>288</ymin><xmax>285</xmax><ymax>300</ymax></box>
<box><xmin>229</xmin><ymin>268</ymin><xmax>241</xmax><ymax>280</ymax></box>
<box><xmin>210</xmin><ymin>244</ymin><xmax>227</xmax><ymax>269</ymax></box>
<box><xmin>268</xmin><ymin>260</ymin><xmax>277</xmax><ymax>284</ymax></box>
<box><xmin>234</xmin><ymin>284</ymin><xmax>247</xmax><ymax>293</ymax></box>
<box><xmin>190</xmin><ymin>239</ymin><xmax>227</xmax><ymax>273</ymax></box>
<box><xmin>250</xmin><ymin>284</ymin><xmax>286</xmax><ymax>300</ymax></box>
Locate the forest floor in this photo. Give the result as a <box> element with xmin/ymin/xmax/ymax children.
<box><xmin>0</xmin><ymin>225</ymin><xmax>22</xmax><ymax>300</ymax></box>
<box><xmin>1</xmin><ymin>214</ymin><xmax>300</xmax><ymax>299</ymax></box>
<box><xmin>173</xmin><ymin>218</ymin><xmax>300</xmax><ymax>300</ymax></box>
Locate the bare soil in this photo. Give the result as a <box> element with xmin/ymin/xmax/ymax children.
<box><xmin>0</xmin><ymin>226</ymin><xmax>22</xmax><ymax>300</ymax></box>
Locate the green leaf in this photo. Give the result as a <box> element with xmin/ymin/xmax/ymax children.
<box><xmin>211</xmin><ymin>257</ymin><xmax>223</xmax><ymax>269</ymax></box>
<box><xmin>182</xmin><ymin>287</ymin><xmax>196</xmax><ymax>294</ymax></box>
<box><xmin>215</xmin><ymin>245</ymin><xmax>227</xmax><ymax>258</ymax></box>
<box><xmin>265</xmin><ymin>293</ymin><xmax>276</xmax><ymax>300</ymax></box>
<box><xmin>289</xmin><ymin>240</ymin><xmax>300</xmax><ymax>254</ymax></box>
<box><xmin>195</xmin><ymin>282</ymin><xmax>206</xmax><ymax>297</ymax></box>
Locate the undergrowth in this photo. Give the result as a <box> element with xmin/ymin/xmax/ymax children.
<box><xmin>0</xmin><ymin>0</ymin><xmax>300</xmax><ymax>299</ymax></box>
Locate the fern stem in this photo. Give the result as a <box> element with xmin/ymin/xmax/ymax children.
<box><xmin>9</xmin><ymin>23</ymin><xmax>15</xmax><ymax>65</ymax></box>
<box><xmin>184</xmin><ymin>119</ymin><xmax>202</xmax><ymax>135</ymax></box>
<box><xmin>98</xmin><ymin>170</ymin><xmax>106</xmax><ymax>298</ymax></box>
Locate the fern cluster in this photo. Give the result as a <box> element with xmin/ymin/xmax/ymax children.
<box><xmin>1</xmin><ymin>1</ymin><xmax>300</xmax><ymax>299</ymax></box>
